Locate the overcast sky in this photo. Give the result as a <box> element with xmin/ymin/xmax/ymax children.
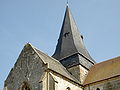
<box><xmin>0</xmin><ymin>0</ymin><xmax>120</xmax><ymax>89</ymax></box>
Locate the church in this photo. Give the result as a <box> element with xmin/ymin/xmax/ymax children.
<box><xmin>4</xmin><ymin>5</ymin><xmax>120</xmax><ymax>90</ymax></box>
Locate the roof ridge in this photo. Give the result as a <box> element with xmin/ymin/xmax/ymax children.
<box><xmin>93</xmin><ymin>56</ymin><xmax>120</xmax><ymax>66</ymax></box>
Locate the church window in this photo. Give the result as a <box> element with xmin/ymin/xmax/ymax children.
<box><xmin>66</xmin><ymin>87</ymin><xmax>71</xmax><ymax>90</ymax></box>
<box><xmin>21</xmin><ymin>83</ymin><xmax>31</xmax><ymax>90</ymax></box>
<box><xmin>96</xmin><ymin>88</ymin><xmax>100</xmax><ymax>90</ymax></box>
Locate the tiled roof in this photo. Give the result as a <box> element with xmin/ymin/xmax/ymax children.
<box><xmin>84</xmin><ymin>56</ymin><xmax>120</xmax><ymax>85</ymax></box>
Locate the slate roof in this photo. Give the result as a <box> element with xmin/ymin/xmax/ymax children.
<box><xmin>29</xmin><ymin>44</ymin><xmax>81</xmax><ymax>84</ymax></box>
<box><xmin>52</xmin><ymin>6</ymin><xmax>95</xmax><ymax>69</ymax></box>
<box><xmin>84</xmin><ymin>56</ymin><xmax>120</xmax><ymax>85</ymax></box>
<box><xmin>60</xmin><ymin>54</ymin><xmax>94</xmax><ymax>69</ymax></box>
<box><xmin>52</xmin><ymin>6</ymin><xmax>95</xmax><ymax>63</ymax></box>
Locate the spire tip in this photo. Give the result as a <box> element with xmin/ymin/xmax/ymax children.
<box><xmin>66</xmin><ymin>0</ymin><xmax>69</xmax><ymax>6</ymax></box>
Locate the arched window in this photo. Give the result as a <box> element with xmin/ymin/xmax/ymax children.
<box><xmin>66</xmin><ymin>87</ymin><xmax>71</xmax><ymax>90</ymax></box>
<box><xmin>96</xmin><ymin>88</ymin><xmax>100</xmax><ymax>90</ymax></box>
<box><xmin>21</xmin><ymin>82</ymin><xmax>31</xmax><ymax>90</ymax></box>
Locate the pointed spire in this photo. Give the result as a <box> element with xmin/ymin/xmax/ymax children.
<box><xmin>52</xmin><ymin>6</ymin><xmax>95</xmax><ymax>67</ymax></box>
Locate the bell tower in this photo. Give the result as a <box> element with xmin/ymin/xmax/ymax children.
<box><xmin>52</xmin><ymin>6</ymin><xmax>96</xmax><ymax>83</ymax></box>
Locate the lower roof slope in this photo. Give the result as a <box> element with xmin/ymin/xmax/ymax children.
<box><xmin>84</xmin><ymin>56</ymin><xmax>120</xmax><ymax>85</ymax></box>
<box><xmin>30</xmin><ymin>44</ymin><xmax>80</xmax><ymax>84</ymax></box>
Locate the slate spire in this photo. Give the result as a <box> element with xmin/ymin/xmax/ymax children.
<box><xmin>52</xmin><ymin>6</ymin><xmax>95</xmax><ymax>69</ymax></box>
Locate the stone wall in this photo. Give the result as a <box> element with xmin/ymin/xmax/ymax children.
<box><xmin>4</xmin><ymin>44</ymin><xmax>47</xmax><ymax>90</ymax></box>
<box><xmin>84</xmin><ymin>76</ymin><xmax>120</xmax><ymax>90</ymax></box>
<box><xmin>49</xmin><ymin>72</ymin><xmax>83</xmax><ymax>90</ymax></box>
<box><xmin>67</xmin><ymin>65</ymin><xmax>88</xmax><ymax>84</ymax></box>
<box><xmin>4</xmin><ymin>44</ymin><xmax>82</xmax><ymax>90</ymax></box>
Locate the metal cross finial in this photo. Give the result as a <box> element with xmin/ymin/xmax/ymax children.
<box><xmin>67</xmin><ymin>0</ymin><xmax>69</xmax><ymax>6</ymax></box>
